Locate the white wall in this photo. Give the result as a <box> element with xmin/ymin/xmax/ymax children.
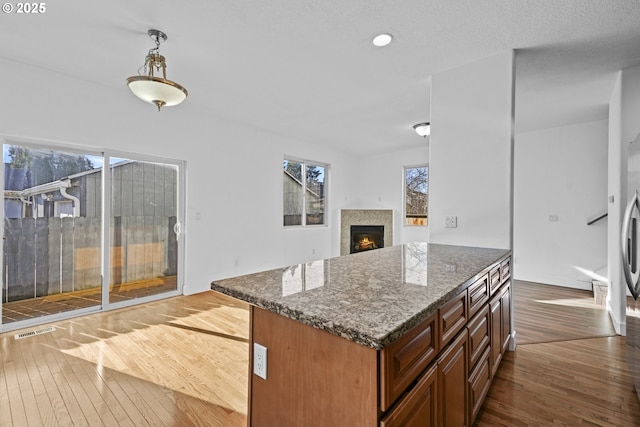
<box><xmin>514</xmin><ymin>120</ymin><xmax>608</xmax><ymax>290</ymax></box>
<box><xmin>608</xmin><ymin>64</ymin><xmax>640</xmax><ymax>334</ymax></box>
<box><xmin>429</xmin><ymin>51</ymin><xmax>514</xmax><ymax>249</ymax></box>
<box><xmin>351</xmin><ymin>144</ymin><xmax>430</xmax><ymax>245</ymax></box>
<box><xmin>0</xmin><ymin>57</ymin><xmax>358</xmax><ymax>295</ymax></box>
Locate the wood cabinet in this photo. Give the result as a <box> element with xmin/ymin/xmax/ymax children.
<box><xmin>381</xmin><ymin>364</ymin><xmax>438</xmax><ymax>427</ymax></box>
<box><xmin>438</xmin><ymin>329</ymin><xmax>469</xmax><ymax>427</ymax></box>
<box><xmin>467</xmin><ymin>303</ymin><xmax>491</xmax><ymax>425</ymax></box>
<box><xmin>489</xmin><ymin>280</ymin><xmax>511</xmax><ymax>378</ymax></box>
<box><xmin>501</xmin><ymin>257</ymin><xmax>511</xmax><ymax>283</ymax></box>
<box><xmin>489</xmin><ymin>265</ymin><xmax>501</xmax><ymax>296</ymax></box>
<box><xmin>438</xmin><ymin>289</ymin><xmax>468</xmax><ymax>348</ymax></box>
<box><xmin>468</xmin><ymin>347</ymin><xmax>491</xmax><ymax>424</ymax></box>
<box><xmin>489</xmin><ymin>294</ymin><xmax>503</xmax><ymax>378</ymax></box>
<box><xmin>468</xmin><ymin>274</ymin><xmax>489</xmax><ymax>318</ymax></box>
<box><xmin>467</xmin><ymin>305</ymin><xmax>490</xmax><ymax>370</ymax></box>
<box><xmin>247</xmin><ymin>255</ymin><xmax>512</xmax><ymax>427</ymax></box>
<box><xmin>380</xmin><ymin>313</ymin><xmax>438</xmax><ymax>411</ymax></box>
<box><xmin>500</xmin><ymin>282</ymin><xmax>512</xmax><ymax>353</ymax></box>
<box><xmin>249</xmin><ymin>307</ymin><xmax>378</xmax><ymax>427</ymax></box>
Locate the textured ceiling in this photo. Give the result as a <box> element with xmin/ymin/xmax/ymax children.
<box><xmin>1</xmin><ymin>1</ymin><xmax>640</xmax><ymax>154</ymax></box>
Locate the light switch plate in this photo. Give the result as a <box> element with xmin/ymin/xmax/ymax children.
<box><xmin>445</xmin><ymin>216</ymin><xmax>457</xmax><ymax>228</ymax></box>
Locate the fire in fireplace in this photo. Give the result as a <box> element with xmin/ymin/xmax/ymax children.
<box><xmin>350</xmin><ymin>225</ymin><xmax>384</xmax><ymax>254</ymax></box>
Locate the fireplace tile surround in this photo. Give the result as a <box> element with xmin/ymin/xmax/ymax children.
<box><xmin>340</xmin><ymin>209</ymin><xmax>393</xmax><ymax>256</ymax></box>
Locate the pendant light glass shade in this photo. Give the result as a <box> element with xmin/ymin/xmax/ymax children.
<box><xmin>127</xmin><ymin>76</ymin><xmax>188</xmax><ymax>110</ymax></box>
<box><xmin>126</xmin><ymin>30</ymin><xmax>188</xmax><ymax>111</ymax></box>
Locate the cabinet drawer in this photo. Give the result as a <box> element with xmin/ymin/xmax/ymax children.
<box><xmin>438</xmin><ymin>290</ymin><xmax>468</xmax><ymax>349</ymax></box>
<box><xmin>467</xmin><ymin>305</ymin><xmax>490</xmax><ymax>372</ymax></box>
<box><xmin>501</xmin><ymin>257</ymin><xmax>511</xmax><ymax>283</ymax></box>
<box><xmin>380</xmin><ymin>364</ymin><xmax>438</xmax><ymax>427</ymax></box>
<box><xmin>468</xmin><ymin>346</ymin><xmax>491</xmax><ymax>425</ymax></box>
<box><xmin>489</xmin><ymin>265</ymin><xmax>501</xmax><ymax>296</ymax></box>
<box><xmin>380</xmin><ymin>312</ymin><xmax>438</xmax><ymax>412</ymax></box>
<box><xmin>468</xmin><ymin>274</ymin><xmax>489</xmax><ymax>318</ymax></box>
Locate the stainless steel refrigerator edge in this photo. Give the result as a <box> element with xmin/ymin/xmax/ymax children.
<box><xmin>621</xmin><ymin>131</ymin><xmax>640</xmax><ymax>400</ymax></box>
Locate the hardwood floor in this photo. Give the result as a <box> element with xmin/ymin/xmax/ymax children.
<box><xmin>475</xmin><ymin>280</ymin><xmax>640</xmax><ymax>426</ymax></box>
<box><xmin>1</xmin><ymin>279</ymin><xmax>639</xmax><ymax>426</ymax></box>
<box><xmin>476</xmin><ymin>336</ymin><xmax>640</xmax><ymax>426</ymax></box>
<box><xmin>0</xmin><ymin>291</ymin><xmax>249</xmax><ymax>427</ymax></box>
<box><xmin>512</xmin><ymin>280</ymin><xmax>616</xmax><ymax>344</ymax></box>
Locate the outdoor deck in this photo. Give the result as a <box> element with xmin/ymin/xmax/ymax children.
<box><xmin>2</xmin><ymin>275</ymin><xmax>177</xmax><ymax>324</ymax></box>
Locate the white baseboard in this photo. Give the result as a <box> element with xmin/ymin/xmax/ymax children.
<box><xmin>607</xmin><ymin>300</ymin><xmax>625</xmax><ymax>336</ymax></box>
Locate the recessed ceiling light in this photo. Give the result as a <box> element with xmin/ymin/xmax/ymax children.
<box><xmin>372</xmin><ymin>33</ymin><xmax>393</xmax><ymax>47</ymax></box>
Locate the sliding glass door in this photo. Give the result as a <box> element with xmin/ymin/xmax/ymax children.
<box><xmin>1</xmin><ymin>142</ymin><xmax>183</xmax><ymax>330</ymax></box>
<box><xmin>109</xmin><ymin>158</ymin><xmax>179</xmax><ymax>304</ymax></box>
<box><xmin>2</xmin><ymin>145</ymin><xmax>103</xmax><ymax>325</ymax></box>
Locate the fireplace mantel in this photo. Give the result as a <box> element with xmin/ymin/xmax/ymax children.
<box><xmin>340</xmin><ymin>209</ymin><xmax>393</xmax><ymax>256</ymax></box>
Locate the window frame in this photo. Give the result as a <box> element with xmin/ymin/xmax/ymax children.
<box><xmin>403</xmin><ymin>163</ymin><xmax>429</xmax><ymax>227</ymax></box>
<box><xmin>283</xmin><ymin>156</ymin><xmax>329</xmax><ymax>228</ymax></box>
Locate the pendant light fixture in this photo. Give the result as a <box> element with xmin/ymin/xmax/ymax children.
<box><xmin>126</xmin><ymin>29</ymin><xmax>188</xmax><ymax>111</ymax></box>
<box><xmin>413</xmin><ymin>122</ymin><xmax>430</xmax><ymax>137</ymax></box>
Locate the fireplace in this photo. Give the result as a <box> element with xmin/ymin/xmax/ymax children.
<box><xmin>350</xmin><ymin>225</ymin><xmax>384</xmax><ymax>254</ymax></box>
<box><xmin>340</xmin><ymin>209</ymin><xmax>393</xmax><ymax>256</ymax></box>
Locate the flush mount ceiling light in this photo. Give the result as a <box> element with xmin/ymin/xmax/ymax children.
<box><xmin>413</xmin><ymin>122</ymin><xmax>430</xmax><ymax>137</ymax></box>
<box><xmin>372</xmin><ymin>33</ymin><xmax>393</xmax><ymax>47</ymax></box>
<box><xmin>126</xmin><ymin>29</ymin><xmax>188</xmax><ymax>111</ymax></box>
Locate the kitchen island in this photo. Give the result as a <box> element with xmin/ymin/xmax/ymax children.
<box><xmin>212</xmin><ymin>242</ymin><xmax>512</xmax><ymax>427</ymax></box>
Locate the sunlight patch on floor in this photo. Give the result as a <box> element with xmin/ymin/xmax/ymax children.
<box><xmin>57</xmin><ymin>303</ymin><xmax>248</xmax><ymax>415</ymax></box>
<box><xmin>533</xmin><ymin>297</ymin><xmax>605</xmax><ymax>310</ymax></box>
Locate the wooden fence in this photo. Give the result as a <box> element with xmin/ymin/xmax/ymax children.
<box><xmin>3</xmin><ymin>216</ymin><xmax>177</xmax><ymax>302</ymax></box>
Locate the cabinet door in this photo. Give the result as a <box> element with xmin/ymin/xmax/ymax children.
<box><xmin>489</xmin><ymin>296</ymin><xmax>502</xmax><ymax>378</ymax></box>
<box><xmin>468</xmin><ymin>347</ymin><xmax>491</xmax><ymax>425</ymax></box>
<box><xmin>381</xmin><ymin>364</ymin><xmax>438</xmax><ymax>427</ymax></box>
<box><xmin>438</xmin><ymin>329</ymin><xmax>468</xmax><ymax>427</ymax></box>
<box><xmin>500</xmin><ymin>282</ymin><xmax>511</xmax><ymax>354</ymax></box>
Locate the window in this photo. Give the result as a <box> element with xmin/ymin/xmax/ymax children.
<box><xmin>283</xmin><ymin>158</ymin><xmax>327</xmax><ymax>226</ymax></box>
<box><xmin>404</xmin><ymin>165</ymin><xmax>428</xmax><ymax>226</ymax></box>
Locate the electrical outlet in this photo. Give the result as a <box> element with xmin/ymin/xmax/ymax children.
<box><xmin>253</xmin><ymin>342</ymin><xmax>267</xmax><ymax>380</ymax></box>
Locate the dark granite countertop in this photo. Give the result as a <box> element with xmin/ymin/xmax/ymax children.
<box><xmin>211</xmin><ymin>242</ymin><xmax>511</xmax><ymax>350</ymax></box>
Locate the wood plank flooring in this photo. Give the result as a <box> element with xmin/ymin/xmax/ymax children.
<box><xmin>512</xmin><ymin>280</ymin><xmax>616</xmax><ymax>344</ymax></box>
<box><xmin>475</xmin><ymin>280</ymin><xmax>640</xmax><ymax>426</ymax></box>
<box><xmin>1</xmin><ymin>279</ymin><xmax>639</xmax><ymax>426</ymax></box>
<box><xmin>0</xmin><ymin>291</ymin><xmax>249</xmax><ymax>427</ymax></box>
